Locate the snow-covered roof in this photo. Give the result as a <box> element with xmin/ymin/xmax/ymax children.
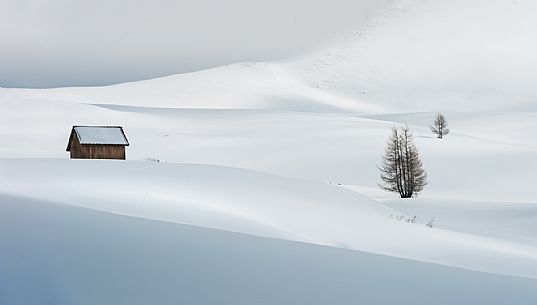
<box><xmin>70</xmin><ymin>126</ymin><xmax>129</xmax><ymax>146</ymax></box>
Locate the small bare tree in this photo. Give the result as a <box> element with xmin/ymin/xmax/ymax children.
<box><xmin>378</xmin><ymin>126</ymin><xmax>427</xmax><ymax>198</ymax></box>
<box><xmin>431</xmin><ymin>113</ymin><xmax>449</xmax><ymax>139</ymax></box>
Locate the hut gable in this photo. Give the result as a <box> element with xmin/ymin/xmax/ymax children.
<box><xmin>66</xmin><ymin>126</ymin><xmax>129</xmax><ymax>160</ymax></box>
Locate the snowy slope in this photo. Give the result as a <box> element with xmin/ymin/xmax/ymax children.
<box><xmin>0</xmin><ymin>63</ymin><xmax>372</xmax><ymax>113</ymax></box>
<box><xmin>287</xmin><ymin>0</ymin><xmax>537</xmax><ymax>112</ymax></box>
<box><xmin>2</xmin><ymin>158</ymin><xmax>537</xmax><ymax>279</ymax></box>
<box><xmin>1</xmin><ymin>98</ymin><xmax>536</xmax><ymax>201</ymax></box>
<box><xmin>3</xmin><ymin>194</ymin><xmax>537</xmax><ymax>305</ymax></box>
<box><xmin>3</xmin><ymin>1</ymin><xmax>537</xmax><ymax>113</ymax></box>
<box><xmin>383</xmin><ymin>197</ymin><xmax>537</xmax><ymax>247</ymax></box>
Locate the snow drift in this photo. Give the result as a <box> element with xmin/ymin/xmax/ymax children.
<box><xmin>2</xmin><ymin>194</ymin><xmax>537</xmax><ymax>305</ymax></box>
<box><xmin>2</xmin><ymin>159</ymin><xmax>537</xmax><ymax>279</ymax></box>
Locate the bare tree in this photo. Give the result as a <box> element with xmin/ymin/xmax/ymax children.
<box><xmin>378</xmin><ymin>126</ymin><xmax>427</xmax><ymax>198</ymax></box>
<box><xmin>431</xmin><ymin>113</ymin><xmax>449</xmax><ymax>139</ymax></box>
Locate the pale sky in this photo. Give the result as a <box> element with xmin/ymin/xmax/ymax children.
<box><xmin>0</xmin><ymin>0</ymin><xmax>386</xmax><ymax>88</ymax></box>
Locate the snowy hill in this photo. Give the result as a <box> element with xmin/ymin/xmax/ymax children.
<box><xmin>288</xmin><ymin>0</ymin><xmax>537</xmax><ymax>112</ymax></box>
<box><xmin>0</xmin><ymin>63</ymin><xmax>371</xmax><ymax>113</ymax></box>
<box><xmin>3</xmin><ymin>194</ymin><xmax>537</xmax><ymax>305</ymax></box>
<box><xmin>3</xmin><ymin>159</ymin><xmax>537</xmax><ymax>279</ymax></box>
<box><xmin>3</xmin><ymin>1</ymin><xmax>537</xmax><ymax>113</ymax></box>
<box><xmin>1</xmin><ymin>0</ymin><xmax>537</xmax><ymax>303</ymax></box>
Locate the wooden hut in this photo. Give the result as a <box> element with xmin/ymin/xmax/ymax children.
<box><xmin>66</xmin><ymin>126</ymin><xmax>129</xmax><ymax>160</ymax></box>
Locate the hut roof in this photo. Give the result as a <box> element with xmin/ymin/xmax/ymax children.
<box><xmin>67</xmin><ymin>126</ymin><xmax>129</xmax><ymax>151</ymax></box>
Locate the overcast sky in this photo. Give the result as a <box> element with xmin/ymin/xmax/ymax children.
<box><xmin>1</xmin><ymin>0</ymin><xmax>387</xmax><ymax>88</ymax></box>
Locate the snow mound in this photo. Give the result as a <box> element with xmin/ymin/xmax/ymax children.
<box><xmin>0</xmin><ymin>158</ymin><xmax>397</xmax><ymax>244</ymax></box>
<box><xmin>2</xmin><ymin>158</ymin><xmax>537</xmax><ymax>279</ymax></box>
<box><xmin>0</xmin><ymin>63</ymin><xmax>371</xmax><ymax>113</ymax></box>
<box><xmin>2</xmin><ymin>194</ymin><xmax>537</xmax><ymax>305</ymax></box>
